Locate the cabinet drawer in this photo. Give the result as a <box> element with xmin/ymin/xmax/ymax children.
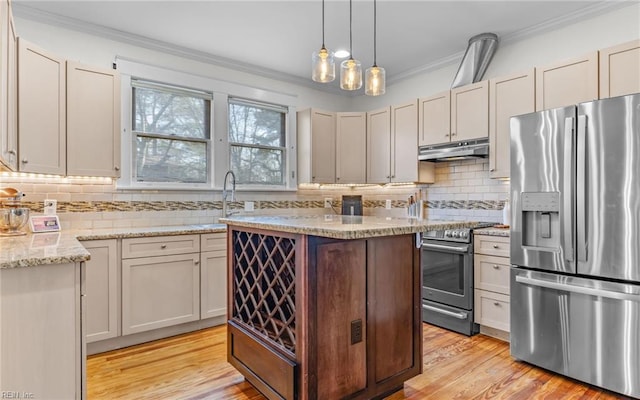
<box><xmin>201</xmin><ymin>232</ymin><xmax>226</xmax><ymax>253</ymax></box>
<box><xmin>474</xmin><ymin>255</ymin><xmax>511</xmax><ymax>295</ymax></box>
<box><xmin>122</xmin><ymin>235</ymin><xmax>200</xmax><ymax>259</ymax></box>
<box><xmin>474</xmin><ymin>235</ymin><xmax>510</xmax><ymax>257</ymax></box>
<box><xmin>474</xmin><ymin>289</ymin><xmax>510</xmax><ymax>332</ymax></box>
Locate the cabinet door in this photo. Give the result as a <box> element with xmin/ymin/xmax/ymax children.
<box><xmin>67</xmin><ymin>61</ymin><xmax>121</xmax><ymax>177</ymax></box>
<box><xmin>366</xmin><ymin>107</ymin><xmax>391</xmax><ymax>183</ymax></box>
<box><xmin>311</xmin><ymin>109</ymin><xmax>336</xmax><ymax>183</ymax></box>
<box><xmin>451</xmin><ymin>80</ymin><xmax>489</xmax><ymax>141</ymax></box>
<box><xmin>599</xmin><ymin>39</ymin><xmax>640</xmax><ymax>99</ymax></box>
<box><xmin>17</xmin><ymin>38</ymin><xmax>66</xmax><ymax>174</ymax></box>
<box><xmin>82</xmin><ymin>239</ymin><xmax>119</xmax><ymax>343</ymax></box>
<box><xmin>0</xmin><ymin>4</ymin><xmax>17</xmax><ymax>170</ymax></box>
<box><xmin>536</xmin><ymin>51</ymin><xmax>598</xmax><ymax>111</ymax></box>
<box><xmin>418</xmin><ymin>91</ymin><xmax>451</xmax><ymax>146</ymax></box>
<box><xmin>122</xmin><ymin>253</ymin><xmax>200</xmax><ymax>335</ymax></box>
<box><xmin>201</xmin><ymin>251</ymin><xmax>226</xmax><ymax>319</ymax></box>
<box><xmin>336</xmin><ymin>112</ymin><xmax>366</xmax><ymax>184</ymax></box>
<box><xmin>391</xmin><ymin>100</ymin><xmax>418</xmax><ymax>183</ymax></box>
<box><xmin>489</xmin><ymin>69</ymin><xmax>535</xmax><ymax>179</ymax></box>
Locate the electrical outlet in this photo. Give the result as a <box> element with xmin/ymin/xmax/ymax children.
<box><xmin>324</xmin><ymin>198</ymin><xmax>332</xmax><ymax>208</ymax></box>
<box><xmin>351</xmin><ymin>319</ymin><xmax>363</xmax><ymax>344</ymax></box>
<box><xmin>385</xmin><ymin>199</ymin><xmax>392</xmax><ymax>209</ymax></box>
<box><xmin>44</xmin><ymin>199</ymin><xmax>57</xmax><ymax>215</ymax></box>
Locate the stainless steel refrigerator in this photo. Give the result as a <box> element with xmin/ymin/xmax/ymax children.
<box><xmin>510</xmin><ymin>93</ymin><xmax>640</xmax><ymax>398</ymax></box>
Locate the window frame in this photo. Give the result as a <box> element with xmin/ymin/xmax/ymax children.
<box><xmin>116</xmin><ymin>58</ymin><xmax>298</xmax><ymax>191</ymax></box>
<box><xmin>228</xmin><ymin>97</ymin><xmax>289</xmax><ymax>188</ymax></box>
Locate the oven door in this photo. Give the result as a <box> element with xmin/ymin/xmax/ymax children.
<box><xmin>421</xmin><ymin>239</ymin><xmax>472</xmax><ymax>310</ymax></box>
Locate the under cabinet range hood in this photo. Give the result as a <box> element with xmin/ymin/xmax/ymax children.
<box><xmin>418</xmin><ymin>138</ymin><xmax>489</xmax><ymax>162</ymax></box>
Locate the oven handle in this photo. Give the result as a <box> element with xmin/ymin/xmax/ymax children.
<box><xmin>422</xmin><ymin>304</ymin><xmax>468</xmax><ymax>320</ymax></box>
<box><xmin>421</xmin><ymin>242</ymin><xmax>469</xmax><ymax>253</ymax></box>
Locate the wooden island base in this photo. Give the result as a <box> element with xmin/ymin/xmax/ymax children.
<box><xmin>225</xmin><ymin>224</ymin><xmax>423</xmax><ymax>400</ymax></box>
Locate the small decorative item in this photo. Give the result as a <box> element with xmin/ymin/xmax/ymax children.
<box><xmin>29</xmin><ymin>215</ymin><xmax>61</xmax><ymax>233</ymax></box>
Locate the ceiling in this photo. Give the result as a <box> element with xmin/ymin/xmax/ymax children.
<box><xmin>12</xmin><ymin>1</ymin><xmax>626</xmax><ymax>94</ymax></box>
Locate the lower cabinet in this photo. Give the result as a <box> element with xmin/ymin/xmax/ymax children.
<box><xmin>0</xmin><ymin>262</ymin><xmax>84</xmax><ymax>399</ymax></box>
<box><xmin>200</xmin><ymin>233</ymin><xmax>227</xmax><ymax>319</ymax></box>
<box><xmin>82</xmin><ymin>239</ymin><xmax>119</xmax><ymax>343</ymax></box>
<box><xmin>474</xmin><ymin>234</ymin><xmax>511</xmax><ymax>337</ymax></box>
<box><xmin>122</xmin><ymin>252</ymin><xmax>200</xmax><ymax>335</ymax></box>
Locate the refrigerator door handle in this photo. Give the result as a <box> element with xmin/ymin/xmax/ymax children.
<box><xmin>563</xmin><ymin>117</ymin><xmax>575</xmax><ymax>262</ymax></box>
<box><xmin>577</xmin><ymin>115</ymin><xmax>587</xmax><ymax>262</ymax></box>
<box><xmin>515</xmin><ymin>275</ymin><xmax>640</xmax><ymax>302</ymax></box>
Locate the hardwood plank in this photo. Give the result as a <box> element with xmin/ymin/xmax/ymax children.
<box><xmin>87</xmin><ymin>323</ymin><xmax>631</xmax><ymax>399</ymax></box>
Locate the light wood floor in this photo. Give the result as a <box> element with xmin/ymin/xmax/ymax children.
<box><xmin>87</xmin><ymin>323</ymin><xmax>630</xmax><ymax>400</ymax></box>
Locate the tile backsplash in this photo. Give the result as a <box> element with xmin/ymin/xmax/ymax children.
<box><xmin>0</xmin><ymin>158</ymin><xmax>509</xmax><ymax>229</ymax></box>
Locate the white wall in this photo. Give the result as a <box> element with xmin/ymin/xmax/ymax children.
<box><xmin>354</xmin><ymin>2</ymin><xmax>640</xmax><ymax>111</ymax></box>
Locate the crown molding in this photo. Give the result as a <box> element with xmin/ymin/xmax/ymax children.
<box><xmin>12</xmin><ymin>1</ymin><xmax>631</xmax><ymax>96</ymax></box>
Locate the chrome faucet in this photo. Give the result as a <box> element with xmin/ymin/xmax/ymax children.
<box><xmin>222</xmin><ymin>170</ymin><xmax>237</xmax><ymax>218</ymax></box>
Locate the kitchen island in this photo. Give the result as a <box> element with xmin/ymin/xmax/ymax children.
<box><xmin>220</xmin><ymin>215</ymin><xmax>481</xmax><ymax>400</ymax></box>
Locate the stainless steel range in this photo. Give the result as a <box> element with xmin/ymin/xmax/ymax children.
<box><xmin>421</xmin><ymin>228</ymin><xmax>479</xmax><ymax>336</ymax></box>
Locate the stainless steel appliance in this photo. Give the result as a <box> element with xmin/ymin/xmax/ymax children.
<box><xmin>421</xmin><ymin>228</ymin><xmax>479</xmax><ymax>335</ymax></box>
<box><xmin>418</xmin><ymin>137</ymin><xmax>489</xmax><ymax>162</ymax></box>
<box><xmin>510</xmin><ymin>93</ymin><xmax>640</xmax><ymax>399</ymax></box>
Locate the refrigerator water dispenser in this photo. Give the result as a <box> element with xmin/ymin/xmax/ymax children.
<box><xmin>521</xmin><ymin>192</ymin><xmax>561</xmax><ymax>249</ymax></box>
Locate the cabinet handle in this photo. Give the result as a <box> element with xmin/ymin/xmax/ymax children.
<box><xmin>336</xmin><ymin>177</ymin><xmax>340</xmax><ymax>181</ymax></box>
<box><xmin>114</xmin><ymin>166</ymin><xmax>120</xmax><ymax>171</ymax></box>
<box><xmin>492</xmin><ymin>265</ymin><xmax>500</xmax><ymax>270</ymax></box>
<box><xmin>21</xmin><ymin>158</ymin><xmax>28</xmax><ymax>164</ymax></box>
<box><xmin>444</xmin><ymin>134</ymin><xmax>450</xmax><ymax>137</ymax></box>
<box><xmin>194</xmin><ymin>261</ymin><xmax>200</xmax><ymax>265</ymax></box>
<box><xmin>312</xmin><ymin>176</ymin><xmax>316</xmax><ymax>179</ymax></box>
<box><xmin>386</xmin><ymin>175</ymin><xmax>390</xmax><ymax>178</ymax></box>
<box><xmin>493</xmin><ymin>302</ymin><xmax>501</xmax><ymax>307</ymax></box>
<box><xmin>161</xmin><ymin>244</ymin><xmax>167</xmax><ymax>249</ymax></box>
<box><xmin>493</xmin><ymin>245</ymin><xmax>499</xmax><ymax>249</ymax></box>
<box><xmin>451</xmin><ymin>132</ymin><xmax>457</xmax><ymax>136</ymax></box>
<box><xmin>8</xmin><ymin>149</ymin><xmax>16</xmax><ymax>155</ymax></box>
<box><xmin>392</xmin><ymin>175</ymin><xmax>395</xmax><ymax>178</ymax></box>
<box><xmin>490</xmin><ymin>168</ymin><xmax>495</xmax><ymax>172</ymax></box>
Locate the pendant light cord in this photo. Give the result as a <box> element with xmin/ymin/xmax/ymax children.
<box><xmin>321</xmin><ymin>0</ymin><xmax>326</xmax><ymax>48</ymax></box>
<box><xmin>373</xmin><ymin>0</ymin><xmax>377</xmax><ymax>67</ymax></box>
<box><xmin>349</xmin><ymin>0</ymin><xmax>353</xmax><ymax>59</ymax></box>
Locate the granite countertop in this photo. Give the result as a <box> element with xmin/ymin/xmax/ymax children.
<box><xmin>220</xmin><ymin>214</ymin><xmax>484</xmax><ymax>240</ymax></box>
<box><xmin>0</xmin><ymin>224</ymin><xmax>227</xmax><ymax>269</ymax></box>
<box><xmin>474</xmin><ymin>226</ymin><xmax>510</xmax><ymax>237</ymax></box>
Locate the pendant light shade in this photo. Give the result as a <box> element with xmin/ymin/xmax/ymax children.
<box><xmin>365</xmin><ymin>0</ymin><xmax>385</xmax><ymax>96</ymax></box>
<box><xmin>312</xmin><ymin>0</ymin><xmax>335</xmax><ymax>83</ymax></box>
<box><xmin>340</xmin><ymin>0</ymin><xmax>362</xmax><ymax>90</ymax></box>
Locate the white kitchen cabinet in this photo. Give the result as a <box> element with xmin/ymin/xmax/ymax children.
<box><xmin>367</xmin><ymin>103</ymin><xmax>434</xmax><ymax>184</ymax></box>
<box><xmin>0</xmin><ymin>0</ymin><xmax>17</xmax><ymax>170</ymax></box>
<box><xmin>366</xmin><ymin>106</ymin><xmax>391</xmax><ymax>184</ymax></box>
<box><xmin>536</xmin><ymin>51</ymin><xmax>598</xmax><ymax>111</ymax></box>
<box><xmin>297</xmin><ymin>108</ymin><xmax>336</xmax><ymax>184</ymax></box>
<box><xmin>474</xmin><ymin>234</ymin><xmax>511</xmax><ymax>338</ymax></box>
<box><xmin>122</xmin><ymin>235</ymin><xmax>200</xmax><ymax>335</ymax></box>
<box><xmin>82</xmin><ymin>239</ymin><xmax>119</xmax><ymax>343</ymax></box>
<box><xmin>336</xmin><ymin>112</ymin><xmax>366</xmax><ymax>184</ymax></box>
<box><xmin>17</xmin><ymin>38</ymin><xmax>66</xmax><ymax>174</ymax></box>
<box><xmin>599</xmin><ymin>39</ymin><xmax>640</xmax><ymax>99</ymax></box>
<box><xmin>451</xmin><ymin>80</ymin><xmax>489</xmax><ymax>141</ymax></box>
<box><xmin>418</xmin><ymin>91</ymin><xmax>451</xmax><ymax>146</ymax></box>
<box><xmin>488</xmin><ymin>69</ymin><xmax>535</xmax><ymax>179</ymax></box>
<box><xmin>0</xmin><ymin>261</ymin><xmax>85</xmax><ymax>399</ymax></box>
<box><xmin>67</xmin><ymin>61</ymin><xmax>121</xmax><ymax>177</ymax></box>
<box><xmin>200</xmin><ymin>233</ymin><xmax>227</xmax><ymax>319</ymax></box>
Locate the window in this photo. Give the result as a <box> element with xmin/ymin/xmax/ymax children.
<box><xmin>228</xmin><ymin>98</ymin><xmax>287</xmax><ymax>186</ymax></box>
<box><xmin>132</xmin><ymin>80</ymin><xmax>212</xmax><ymax>184</ymax></box>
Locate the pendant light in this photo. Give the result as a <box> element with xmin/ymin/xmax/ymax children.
<box><xmin>312</xmin><ymin>0</ymin><xmax>335</xmax><ymax>83</ymax></box>
<box><xmin>340</xmin><ymin>0</ymin><xmax>362</xmax><ymax>90</ymax></box>
<box><xmin>365</xmin><ymin>0</ymin><xmax>385</xmax><ymax>96</ymax></box>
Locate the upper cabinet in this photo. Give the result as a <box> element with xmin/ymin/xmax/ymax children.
<box><xmin>535</xmin><ymin>51</ymin><xmax>598</xmax><ymax>111</ymax></box>
<box><xmin>67</xmin><ymin>61</ymin><xmax>121</xmax><ymax>177</ymax></box>
<box><xmin>297</xmin><ymin>108</ymin><xmax>336</xmax><ymax>184</ymax></box>
<box><xmin>0</xmin><ymin>0</ymin><xmax>17</xmax><ymax>170</ymax></box>
<box><xmin>599</xmin><ymin>39</ymin><xmax>640</xmax><ymax>99</ymax></box>
<box><xmin>418</xmin><ymin>91</ymin><xmax>450</xmax><ymax>146</ymax></box>
<box><xmin>336</xmin><ymin>112</ymin><xmax>366</xmax><ymax>184</ymax></box>
<box><xmin>367</xmin><ymin>102</ymin><xmax>434</xmax><ymax>184</ymax></box>
<box><xmin>488</xmin><ymin>69</ymin><xmax>535</xmax><ymax>179</ymax></box>
<box><xmin>451</xmin><ymin>80</ymin><xmax>489</xmax><ymax>141</ymax></box>
<box><xmin>18</xmin><ymin>38</ymin><xmax>66</xmax><ymax>175</ymax></box>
